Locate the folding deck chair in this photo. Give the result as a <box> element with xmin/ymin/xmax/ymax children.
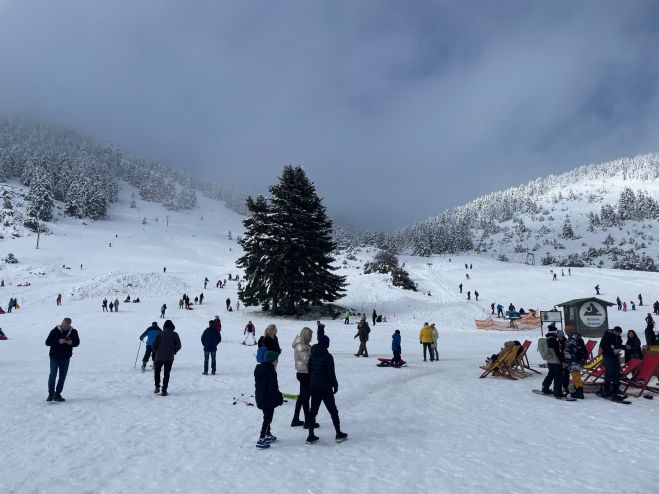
<box><xmin>512</xmin><ymin>340</ymin><xmax>541</xmax><ymax>376</ymax></box>
<box><xmin>480</xmin><ymin>347</ymin><xmax>517</xmax><ymax>380</ymax></box>
<box><xmin>622</xmin><ymin>354</ymin><xmax>659</xmax><ymax>397</ymax></box>
<box><xmin>584</xmin><ymin>339</ymin><xmax>597</xmax><ymax>361</ymax></box>
<box><xmin>581</xmin><ymin>354</ymin><xmax>604</xmax><ymax>383</ymax></box>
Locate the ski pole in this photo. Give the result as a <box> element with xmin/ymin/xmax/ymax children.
<box><xmin>133</xmin><ymin>340</ymin><xmax>143</xmax><ymax>369</ymax></box>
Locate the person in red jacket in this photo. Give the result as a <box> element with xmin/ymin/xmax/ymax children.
<box><xmin>243</xmin><ymin>321</ymin><xmax>256</xmax><ymax>345</ymax></box>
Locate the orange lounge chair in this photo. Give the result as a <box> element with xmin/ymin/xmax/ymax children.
<box><xmin>480</xmin><ymin>347</ymin><xmax>517</xmax><ymax>380</ymax></box>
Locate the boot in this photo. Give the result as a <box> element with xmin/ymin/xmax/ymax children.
<box><xmin>335</xmin><ymin>431</ymin><xmax>348</xmax><ymax>443</ymax></box>
<box><xmin>291</xmin><ymin>419</ymin><xmax>305</xmax><ymax>427</ymax></box>
<box><xmin>46</xmin><ymin>393</ymin><xmax>54</xmax><ymax>402</ymax></box>
<box><xmin>53</xmin><ymin>394</ymin><xmax>65</xmax><ymax>402</ymax></box>
<box><xmin>570</xmin><ymin>388</ymin><xmax>585</xmax><ymax>400</ymax></box>
<box><xmin>154</xmin><ymin>385</ymin><xmax>161</xmax><ymax>394</ymax></box>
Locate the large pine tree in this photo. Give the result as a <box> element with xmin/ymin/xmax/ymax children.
<box><xmin>237</xmin><ymin>166</ymin><xmax>346</xmax><ymax>314</ymax></box>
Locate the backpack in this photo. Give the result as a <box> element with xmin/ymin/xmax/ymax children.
<box><xmin>537</xmin><ymin>337</ymin><xmax>550</xmax><ymax>361</ymax></box>
<box><xmin>256</xmin><ymin>345</ymin><xmax>267</xmax><ymax>364</ymax></box>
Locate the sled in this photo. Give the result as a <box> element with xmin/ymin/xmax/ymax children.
<box><xmin>282</xmin><ymin>393</ymin><xmax>299</xmax><ymax>400</ymax></box>
<box><xmin>622</xmin><ymin>354</ymin><xmax>659</xmax><ymax>398</ymax></box>
<box><xmin>479</xmin><ymin>347</ymin><xmax>517</xmax><ymax>380</ymax></box>
<box><xmin>0</xmin><ymin>307</ymin><xmax>5</xmax><ymax>314</ymax></box>
<box><xmin>0</xmin><ymin>335</ymin><xmax>7</xmax><ymax>340</ymax></box>
<box><xmin>377</xmin><ymin>358</ymin><xmax>407</xmax><ymax>368</ymax></box>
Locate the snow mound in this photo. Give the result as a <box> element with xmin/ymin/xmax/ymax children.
<box><xmin>70</xmin><ymin>272</ymin><xmax>190</xmax><ymax>300</ymax></box>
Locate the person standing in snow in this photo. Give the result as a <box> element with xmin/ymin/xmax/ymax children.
<box><xmin>102</xmin><ymin>298</ymin><xmax>108</xmax><ymax>312</ymax></box>
<box><xmin>564</xmin><ymin>326</ymin><xmax>586</xmax><ymax>399</ymax></box>
<box><xmin>540</xmin><ymin>327</ymin><xmax>564</xmax><ymax>399</ymax></box>
<box><xmin>391</xmin><ymin>329</ymin><xmax>402</xmax><ymax>367</ymax></box>
<box><xmin>199</xmin><ymin>293</ymin><xmax>204</xmax><ymax>305</ymax></box>
<box><xmin>490</xmin><ymin>303</ymin><xmax>495</xmax><ymax>315</ymax></box>
<box><xmin>56</xmin><ymin>293</ymin><xmax>62</xmax><ymax>306</ymax></box>
<box><xmin>343</xmin><ymin>310</ymin><xmax>350</xmax><ymax>325</ymax></box>
<box><xmin>201</xmin><ymin>320</ymin><xmax>221</xmax><ymax>375</ymax></box>
<box><xmin>254</xmin><ymin>351</ymin><xmax>283</xmax><ymax>449</ymax></box>
<box><xmin>430</xmin><ymin>323</ymin><xmax>439</xmax><ymax>361</ymax></box>
<box><xmin>160</xmin><ymin>304</ymin><xmax>167</xmax><ymax>318</ymax></box>
<box><xmin>204</xmin><ymin>277</ymin><xmax>208</xmax><ymax>289</ymax></box>
<box><xmin>372</xmin><ymin>309</ymin><xmax>377</xmax><ymax>326</ymax></box>
<box><xmin>139</xmin><ymin>322</ymin><xmax>161</xmax><ymax>371</ymax></box>
<box><xmin>616</xmin><ymin>297</ymin><xmax>622</xmax><ymax>310</ymax></box>
<box><xmin>474</xmin><ymin>290</ymin><xmax>479</xmax><ymax>302</ymax></box>
<box><xmin>316</xmin><ymin>320</ymin><xmax>325</xmax><ymax>342</ymax></box>
<box><xmin>291</xmin><ymin>327</ymin><xmax>313</xmax><ymax>428</ymax></box>
<box><xmin>653</xmin><ymin>301</ymin><xmax>659</xmax><ymax>316</ymax></box>
<box><xmin>467</xmin><ymin>291</ymin><xmax>471</xmax><ymax>300</ymax></box>
<box><xmin>114</xmin><ymin>298</ymin><xmax>120</xmax><ymax>312</ymax></box>
<box><xmin>235</xmin><ymin>300</ymin><xmax>240</xmax><ymax>311</ymax></box>
<box><xmin>178</xmin><ymin>298</ymin><xmax>184</xmax><ymax>309</ymax></box>
<box><xmin>598</xmin><ymin>326</ymin><xmax>624</xmax><ymax>401</ymax></box>
<box><xmin>194</xmin><ymin>296</ymin><xmax>199</xmax><ymax>304</ymax></box>
<box><xmin>638</xmin><ymin>293</ymin><xmax>643</xmax><ymax>306</ymax></box>
<box><xmin>623</xmin><ymin>301</ymin><xmax>627</xmax><ymax>312</ymax></box>
<box><xmin>459</xmin><ymin>283</ymin><xmax>463</xmax><ymax>294</ymax></box>
<box><xmin>243</xmin><ymin>321</ymin><xmax>256</xmax><ymax>345</ymax></box>
<box><xmin>497</xmin><ymin>304</ymin><xmax>504</xmax><ymax>318</ymax></box>
<box><xmin>152</xmin><ymin>320</ymin><xmax>182</xmax><ymax>396</ymax></box>
<box><xmin>225</xmin><ymin>297</ymin><xmax>231</xmax><ymax>311</ymax></box>
<box><xmin>109</xmin><ymin>301</ymin><xmax>114</xmax><ymax>312</ymax></box>
<box><xmin>214</xmin><ymin>315</ymin><xmax>222</xmax><ymax>332</ymax></box>
<box><xmin>419</xmin><ymin>322</ymin><xmax>434</xmax><ymax>362</ymax></box>
<box><xmin>306</xmin><ymin>335</ymin><xmax>348</xmax><ymax>444</ymax></box>
<box><xmin>258</xmin><ymin>324</ymin><xmax>282</xmax><ymax>355</ymax></box>
<box><xmin>353</xmin><ymin>317</ymin><xmax>370</xmax><ymax>357</ymax></box>
<box><xmin>45</xmin><ymin>317</ymin><xmax>80</xmax><ymax>402</ymax></box>
<box><xmin>594</xmin><ymin>285</ymin><xmax>600</xmax><ymax>295</ymax></box>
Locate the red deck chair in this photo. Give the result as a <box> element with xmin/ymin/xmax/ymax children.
<box><xmin>583</xmin><ymin>358</ymin><xmax>641</xmax><ymax>385</ymax></box>
<box><xmin>622</xmin><ymin>354</ymin><xmax>659</xmax><ymax>397</ymax></box>
<box><xmin>512</xmin><ymin>340</ymin><xmax>540</xmax><ymax>375</ymax></box>
<box><xmin>584</xmin><ymin>339</ymin><xmax>597</xmax><ymax>359</ymax></box>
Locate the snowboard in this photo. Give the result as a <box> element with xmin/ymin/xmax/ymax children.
<box><xmin>532</xmin><ymin>389</ymin><xmax>577</xmax><ymax>401</ymax></box>
<box><xmin>377</xmin><ymin>358</ymin><xmax>407</xmax><ymax>367</ymax></box>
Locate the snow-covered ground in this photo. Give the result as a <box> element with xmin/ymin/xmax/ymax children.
<box><xmin>1</xmin><ymin>184</ymin><xmax>658</xmax><ymax>494</ymax></box>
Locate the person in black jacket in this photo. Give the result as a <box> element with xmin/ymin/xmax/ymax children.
<box><xmin>45</xmin><ymin>317</ymin><xmax>80</xmax><ymax>402</ymax></box>
<box><xmin>624</xmin><ymin>330</ymin><xmax>643</xmax><ymax>363</ymax></box>
<box><xmin>257</xmin><ymin>324</ymin><xmax>282</xmax><ymax>355</ymax></box>
<box><xmin>201</xmin><ymin>320</ymin><xmax>221</xmax><ymax>375</ymax></box>
<box><xmin>598</xmin><ymin>326</ymin><xmax>624</xmax><ymax>401</ymax></box>
<box><xmin>316</xmin><ymin>320</ymin><xmax>325</xmax><ymax>342</ymax></box>
<box><xmin>152</xmin><ymin>319</ymin><xmax>182</xmax><ymax>396</ymax></box>
<box><xmin>306</xmin><ymin>335</ymin><xmax>348</xmax><ymax>444</ymax></box>
<box><xmin>254</xmin><ymin>351</ymin><xmax>283</xmax><ymax>449</ymax></box>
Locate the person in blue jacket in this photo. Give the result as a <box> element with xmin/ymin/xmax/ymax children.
<box><xmin>201</xmin><ymin>320</ymin><xmax>222</xmax><ymax>375</ymax></box>
<box><xmin>140</xmin><ymin>322</ymin><xmax>161</xmax><ymax>371</ymax></box>
<box><xmin>391</xmin><ymin>330</ymin><xmax>402</xmax><ymax>367</ymax></box>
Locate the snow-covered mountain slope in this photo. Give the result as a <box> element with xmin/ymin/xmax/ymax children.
<box><xmin>1</xmin><ymin>180</ymin><xmax>658</xmax><ymax>494</ymax></box>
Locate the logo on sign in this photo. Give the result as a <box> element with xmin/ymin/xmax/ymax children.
<box><xmin>579</xmin><ymin>302</ymin><xmax>606</xmax><ymax>328</ymax></box>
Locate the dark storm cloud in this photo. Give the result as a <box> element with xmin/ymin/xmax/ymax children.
<box><xmin>2</xmin><ymin>1</ymin><xmax>659</xmax><ymax>229</ymax></box>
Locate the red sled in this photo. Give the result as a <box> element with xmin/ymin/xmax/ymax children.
<box><xmin>377</xmin><ymin>358</ymin><xmax>407</xmax><ymax>368</ymax></box>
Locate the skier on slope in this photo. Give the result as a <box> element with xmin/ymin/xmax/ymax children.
<box><xmin>490</xmin><ymin>302</ymin><xmax>495</xmax><ymax>315</ymax></box>
<box><xmin>139</xmin><ymin>322</ymin><xmax>162</xmax><ymax>371</ymax></box>
<box><xmin>305</xmin><ymin>335</ymin><xmax>347</xmax><ymax>444</ymax></box>
<box><xmin>243</xmin><ymin>321</ymin><xmax>256</xmax><ymax>345</ymax></box>
<box><xmin>201</xmin><ymin>320</ymin><xmax>221</xmax><ymax>375</ymax></box>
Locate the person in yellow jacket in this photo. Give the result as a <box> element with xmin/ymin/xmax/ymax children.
<box><xmin>419</xmin><ymin>323</ymin><xmax>434</xmax><ymax>362</ymax></box>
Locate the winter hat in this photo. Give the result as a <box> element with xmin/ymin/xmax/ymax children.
<box><xmin>556</xmin><ymin>330</ymin><xmax>565</xmax><ymax>339</ymax></box>
<box><xmin>264</xmin><ymin>351</ymin><xmax>279</xmax><ymax>363</ymax></box>
<box><xmin>612</xmin><ymin>326</ymin><xmax>623</xmax><ymax>334</ymax></box>
<box><xmin>319</xmin><ymin>335</ymin><xmax>330</xmax><ymax>349</ymax></box>
<box><xmin>565</xmin><ymin>325</ymin><xmax>575</xmax><ymax>334</ymax></box>
<box><xmin>163</xmin><ymin>320</ymin><xmax>175</xmax><ymax>331</ymax></box>
<box><xmin>395</xmin><ymin>329</ymin><xmax>400</xmax><ymax>335</ymax></box>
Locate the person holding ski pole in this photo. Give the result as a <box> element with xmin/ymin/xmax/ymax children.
<box><xmin>139</xmin><ymin>322</ymin><xmax>161</xmax><ymax>372</ymax></box>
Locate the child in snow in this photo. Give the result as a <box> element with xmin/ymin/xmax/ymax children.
<box><xmin>243</xmin><ymin>321</ymin><xmax>256</xmax><ymax>345</ymax></box>
<box><xmin>160</xmin><ymin>304</ymin><xmax>167</xmax><ymax>318</ymax></box>
<box><xmin>254</xmin><ymin>351</ymin><xmax>283</xmax><ymax>449</ymax></box>
<box><xmin>430</xmin><ymin>323</ymin><xmax>439</xmax><ymax>361</ymax></box>
<box><xmin>391</xmin><ymin>330</ymin><xmax>402</xmax><ymax>367</ymax></box>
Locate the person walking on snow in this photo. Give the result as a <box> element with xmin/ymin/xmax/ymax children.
<box><xmin>45</xmin><ymin>317</ymin><xmax>80</xmax><ymax>402</ymax></box>
<box><xmin>595</xmin><ymin>285</ymin><xmax>600</xmax><ymax>295</ymax></box>
<box><xmin>316</xmin><ymin>321</ymin><xmax>325</xmax><ymax>341</ymax></box>
<box><xmin>160</xmin><ymin>304</ymin><xmax>167</xmax><ymax>318</ymax></box>
<box><xmin>139</xmin><ymin>322</ymin><xmax>161</xmax><ymax>371</ymax></box>
<box><xmin>623</xmin><ymin>301</ymin><xmax>627</xmax><ymax>312</ymax></box>
<box><xmin>459</xmin><ymin>283</ymin><xmax>463</xmax><ymax>294</ymax></box>
<box><xmin>420</xmin><ymin>322</ymin><xmax>434</xmax><ymax>362</ymax></box>
<box><xmin>343</xmin><ymin>310</ymin><xmax>350</xmax><ymax>325</ymax></box>
<box><xmin>291</xmin><ymin>327</ymin><xmax>313</xmax><ymax>427</ymax></box>
<box><xmin>497</xmin><ymin>304</ymin><xmax>504</xmax><ymax>318</ymax></box>
<box><xmin>372</xmin><ymin>309</ymin><xmax>377</xmax><ymax>326</ymax></box>
<box><xmin>56</xmin><ymin>294</ymin><xmax>62</xmax><ymax>306</ymax></box>
<box><xmin>201</xmin><ymin>320</ymin><xmax>222</xmax><ymax>375</ymax></box>
<box><xmin>199</xmin><ymin>293</ymin><xmax>204</xmax><ymax>305</ymax></box>
<box><xmin>243</xmin><ymin>321</ymin><xmax>256</xmax><ymax>345</ymax></box>
<box><xmin>152</xmin><ymin>320</ymin><xmax>182</xmax><ymax>396</ymax></box>
<box><xmin>354</xmin><ymin>317</ymin><xmax>370</xmax><ymax>357</ymax></box>
<box><xmin>431</xmin><ymin>323</ymin><xmax>439</xmax><ymax>361</ymax></box>
<box><xmin>467</xmin><ymin>291</ymin><xmax>471</xmax><ymax>300</ymax></box>
<box><xmin>254</xmin><ymin>351</ymin><xmax>283</xmax><ymax>449</ymax></box>
<box><xmin>638</xmin><ymin>293</ymin><xmax>643</xmax><ymax>306</ymax></box>
<box><xmin>491</xmin><ymin>303</ymin><xmax>495</xmax><ymax>315</ymax></box>
<box><xmin>474</xmin><ymin>290</ymin><xmax>479</xmax><ymax>302</ymax></box>
<box><xmin>214</xmin><ymin>316</ymin><xmax>222</xmax><ymax>332</ymax></box>
<box><xmin>114</xmin><ymin>298</ymin><xmax>120</xmax><ymax>312</ymax></box>
<box><xmin>306</xmin><ymin>335</ymin><xmax>348</xmax><ymax>444</ymax></box>
<box><xmin>204</xmin><ymin>277</ymin><xmax>208</xmax><ymax>289</ymax></box>
<box><xmin>391</xmin><ymin>330</ymin><xmax>402</xmax><ymax>367</ymax></box>
<box><xmin>225</xmin><ymin>298</ymin><xmax>231</xmax><ymax>311</ymax></box>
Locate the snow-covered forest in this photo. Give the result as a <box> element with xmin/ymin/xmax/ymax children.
<box><xmin>0</xmin><ymin>118</ymin><xmax>246</xmax><ymax>231</ymax></box>
<box><xmin>339</xmin><ymin>154</ymin><xmax>659</xmax><ymax>271</ymax></box>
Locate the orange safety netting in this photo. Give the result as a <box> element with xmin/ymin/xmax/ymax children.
<box><xmin>476</xmin><ymin>311</ymin><xmax>541</xmax><ymax>331</ymax></box>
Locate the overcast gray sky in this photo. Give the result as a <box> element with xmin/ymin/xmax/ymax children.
<box><xmin>2</xmin><ymin>1</ymin><xmax>659</xmax><ymax>229</ymax></box>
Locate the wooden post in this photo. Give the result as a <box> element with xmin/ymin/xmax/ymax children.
<box><xmin>36</xmin><ymin>223</ymin><xmax>40</xmax><ymax>249</ymax></box>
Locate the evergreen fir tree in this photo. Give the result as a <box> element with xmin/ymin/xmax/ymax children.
<box><xmin>25</xmin><ymin>168</ymin><xmax>54</xmax><ymax>222</ymax></box>
<box><xmin>237</xmin><ymin>166</ymin><xmax>346</xmax><ymax>314</ymax></box>
<box><xmin>560</xmin><ymin>216</ymin><xmax>575</xmax><ymax>239</ymax></box>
